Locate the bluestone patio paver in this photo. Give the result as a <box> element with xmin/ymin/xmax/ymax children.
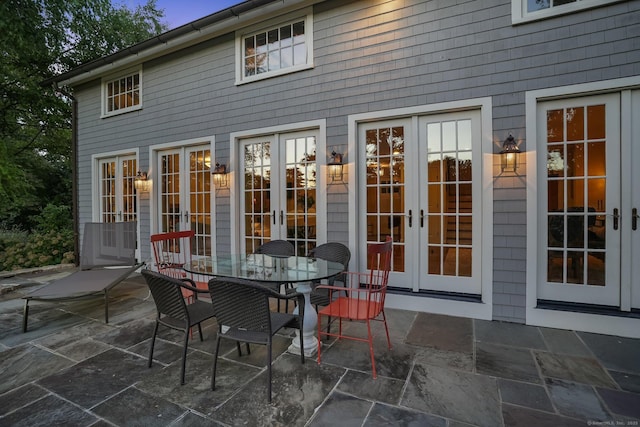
<box><xmin>0</xmin><ymin>272</ymin><xmax>639</xmax><ymax>426</ymax></box>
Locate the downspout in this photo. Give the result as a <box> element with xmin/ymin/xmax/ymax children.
<box><xmin>53</xmin><ymin>83</ymin><xmax>79</xmax><ymax>266</ymax></box>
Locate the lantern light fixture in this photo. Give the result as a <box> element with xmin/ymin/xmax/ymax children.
<box><xmin>500</xmin><ymin>134</ymin><xmax>520</xmax><ymax>173</ymax></box>
<box><xmin>212</xmin><ymin>162</ymin><xmax>228</xmax><ymax>188</ymax></box>
<box><xmin>328</xmin><ymin>150</ymin><xmax>344</xmax><ymax>182</ymax></box>
<box><xmin>134</xmin><ymin>171</ymin><xmax>151</xmax><ymax>192</ymax></box>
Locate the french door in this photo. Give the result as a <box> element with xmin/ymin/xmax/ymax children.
<box><xmin>358</xmin><ymin>110</ymin><xmax>482</xmax><ymax>295</ymax></box>
<box><xmin>537</xmin><ymin>93</ymin><xmax>623</xmax><ymax>307</ymax></box>
<box><xmin>98</xmin><ymin>154</ymin><xmax>137</xmax><ymax>223</ymax></box>
<box><xmin>239</xmin><ymin>130</ymin><xmax>323</xmax><ymax>255</ymax></box>
<box><xmin>632</xmin><ymin>90</ymin><xmax>640</xmax><ymax>309</ymax></box>
<box><xmin>156</xmin><ymin>145</ymin><xmax>212</xmax><ymax>257</ymax></box>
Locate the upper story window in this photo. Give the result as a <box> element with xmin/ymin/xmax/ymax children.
<box><xmin>512</xmin><ymin>0</ymin><xmax>623</xmax><ymax>24</ymax></box>
<box><xmin>236</xmin><ymin>9</ymin><xmax>313</xmax><ymax>85</ymax></box>
<box><xmin>102</xmin><ymin>68</ymin><xmax>142</xmax><ymax>117</ymax></box>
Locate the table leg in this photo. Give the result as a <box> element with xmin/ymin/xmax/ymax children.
<box><xmin>287</xmin><ymin>282</ymin><xmax>318</xmax><ymax>357</ymax></box>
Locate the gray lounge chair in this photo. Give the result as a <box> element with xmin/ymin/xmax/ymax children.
<box><xmin>22</xmin><ymin>221</ymin><xmax>142</xmax><ymax>332</ymax></box>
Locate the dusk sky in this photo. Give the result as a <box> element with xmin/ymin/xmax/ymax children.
<box><xmin>121</xmin><ymin>0</ymin><xmax>243</xmax><ymax>29</ymax></box>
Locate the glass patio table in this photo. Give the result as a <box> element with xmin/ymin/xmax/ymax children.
<box><xmin>184</xmin><ymin>254</ymin><xmax>345</xmax><ymax>357</ymax></box>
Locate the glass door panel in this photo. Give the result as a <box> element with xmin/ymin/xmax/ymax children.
<box><xmin>364</xmin><ymin>125</ymin><xmax>406</xmax><ymax>273</ymax></box>
<box><xmin>240</xmin><ymin>131</ymin><xmax>320</xmax><ymax>255</ymax></box>
<box><xmin>157</xmin><ymin>146</ymin><xmax>212</xmax><ymax>258</ymax></box>
<box><xmin>539</xmin><ymin>94</ymin><xmax>620</xmax><ymax>306</ymax></box>
<box><xmin>421</xmin><ymin>113</ymin><xmax>480</xmax><ymax>294</ymax></box>
<box><xmin>121</xmin><ymin>157</ymin><xmax>137</xmax><ymax>223</ymax></box>
<box><xmin>632</xmin><ymin>90</ymin><xmax>640</xmax><ymax>309</ymax></box>
<box><xmin>284</xmin><ymin>135</ymin><xmax>317</xmax><ymax>256</ymax></box>
<box><xmin>98</xmin><ymin>155</ymin><xmax>137</xmax><ymax>224</ymax></box>
<box><xmin>159</xmin><ymin>151</ymin><xmax>181</xmax><ymax>233</ymax></box>
<box><xmin>99</xmin><ymin>160</ymin><xmax>117</xmax><ymax>223</ymax></box>
<box><xmin>242</xmin><ymin>139</ymin><xmax>273</xmax><ymax>253</ymax></box>
<box><xmin>188</xmin><ymin>147</ymin><xmax>211</xmax><ymax>257</ymax></box>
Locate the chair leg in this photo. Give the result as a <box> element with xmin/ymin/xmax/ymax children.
<box><xmin>22</xmin><ymin>300</ymin><xmax>29</xmax><ymax>333</ymax></box>
<box><xmin>180</xmin><ymin>328</ymin><xmax>189</xmax><ymax>385</ymax></box>
<box><xmin>197</xmin><ymin>323</ymin><xmax>204</xmax><ymax>342</ymax></box>
<box><xmin>148</xmin><ymin>321</ymin><xmax>159</xmax><ymax>368</ymax></box>
<box><xmin>212</xmin><ymin>336</ymin><xmax>222</xmax><ymax>390</ymax></box>
<box><xmin>104</xmin><ymin>290</ymin><xmax>109</xmax><ymax>324</ymax></box>
<box><xmin>235</xmin><ymin>342</ymin><xmax>251</xmax><ymax>356</ymax></box>
<box><xmin>267</xmin><ymin>340</ymin><xmax>272</xmax><ymax>403</ymax></box>
<box><xmin>381</xmin><ymin>310</ymin><xmax>392</xmax><ymax>349</ymax></box>
<box><xmin>366</xmin><ymin>320</ymin><xmax>377</xmax><ymax>379</ymax></box>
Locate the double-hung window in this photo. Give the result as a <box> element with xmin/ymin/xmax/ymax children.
<box><xmin>236</xmin><ymin>9</ymin><xmax>313</xmax><ymax>84</ymax></box>
<box><xmin>512</xmin><ymin>0</ymin><xmax>623</xmax><ymax>24</ymax></box>
<box><xmin>102</xmin><ymin>68</ymin><xmax>142</xmax><ymax>117</ymax></box>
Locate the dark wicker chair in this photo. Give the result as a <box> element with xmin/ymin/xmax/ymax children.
<box><xmin>307</xmin><ymin>242</ymin><xmax>351</xmax><ymax>337</ymax></box>
<box><xmin>255</xmin><ymin>239</ymin><xmax>295</xmax><ymax>257</ymax></box>
<box><xmin>208</xmin><ymin>277</ymin><xmax>304</xmax><ymax>403</ymax></box>
<box><xmin>255</xmin><ymin>239</ymin><xmax>295</xmax><ymax>312</ymax></box>
<box><xmin>141</xmin><ymin>269</ymin><xmax>216</xmax><ymax>385</ymax></box>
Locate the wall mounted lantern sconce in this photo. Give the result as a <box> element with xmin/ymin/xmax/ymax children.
<box><xmin>328</xmin><ymin>150</ymin><xmax>344</xmax><ymax>182</ymax></box>
<box><xmin>134</xmin><ymin>171</ymin><xmax>151</xmax><ymax>192</ymax></box>
<box><xmin>212</xmin><ymin>162</ymin><xmax>228</xmax><ymax>188</ymax></box>
<box><xmin>500</xmin><ymin>134</ymin><xmax>520</xmax><ymax>173</ymax></box>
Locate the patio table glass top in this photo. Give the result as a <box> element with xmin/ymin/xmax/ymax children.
<box><xmin>184</xmin><ymin>254</ymin><xmax>345</xmax><ymax>283</ymax></box>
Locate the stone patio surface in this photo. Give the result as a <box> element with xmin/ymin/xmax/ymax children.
<box><xmin>0</xmin><ymin>268</ymin><xmax>639</xmax><ymax>426</ymax></box>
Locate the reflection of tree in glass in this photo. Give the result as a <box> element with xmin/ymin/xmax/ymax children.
<box><xmin>244</xmin><ymin>143</ymin><xmax>271</xmax><ymax>167</ymax></box>
<box><xmin>285</xmin><ymin>152</ymin><xmax>316</xmax><ymax>190</ymax></box>
<box><xmin>530</xmin><ymin>0</ymin><xmax>550</xmax><ymax>11</ymax></box>
<box><xmin>244</xmin><ymin>143</ymin><xmax>272</xmax><ymax>191</ymax></box>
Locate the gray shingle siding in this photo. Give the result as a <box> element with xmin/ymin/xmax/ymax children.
<box><xmin>72</xmin><ymin>0</ymin><xmax>640</xmax><ymax>323</ymax></box>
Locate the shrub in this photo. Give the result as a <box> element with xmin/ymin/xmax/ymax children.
<box><xmin>32</xmin><ymin>204</ymin><xmax>73</xmax><ymax>233</ymax></box>
<box><xmin>0</xmin><ymin>229</ymin><xmax>74</xmax><ymax>271</ymax></box>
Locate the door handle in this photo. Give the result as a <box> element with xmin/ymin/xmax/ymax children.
<box><xmin>273</xmin><ymin>211</ymin><xmax>276</xmax><ymax>225</ymax></box>
<box><xmin>420</xmin><ymin>209</ymin><xmax>425</xmax><ymax>228</ymax></box>
<box><xmin>408</xmin><ymin>210</ymin><xmax>412</xmax><ymax>228</ymax></box>
<box><xmin>633</xmin><ymin>208</ymin><xmax>638</xmax><ymax>231</ymax></box>
<box><xmin>280</xmin><ymin>211</ymin><xmax>284</xmax><ymax>225</ymax></box>
<box><xmin>184</xmin><ymin>211</ymin><xmax>189</xmax><ymax>221</ymax></box>
<box><xmin>613</xmin><ymin>208</ymin><xmax>619</xmax><ymax>231</ymax></box>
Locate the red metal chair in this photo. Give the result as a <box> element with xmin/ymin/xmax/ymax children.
<box><xmin>150</xmin><ymin>230</ymin><xmax>208</xmax><ymax>302</ymax></box>
<box><xmin>316</xmin><ymin>236</ymin><xmax>393</xmax><ymax>378</ymax></box>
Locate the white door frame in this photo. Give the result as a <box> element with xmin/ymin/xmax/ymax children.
<box><xmin>348</xmin><ymin>98</ymin><xmax>494</xmax><ymax>320</ymax></box>
<box><xmin>526</xmin><ymin>76</ymin><xmax>640</xmax><ymax>338</ymax></box>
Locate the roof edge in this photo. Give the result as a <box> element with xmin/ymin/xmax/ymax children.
<box><xmin>41</xmin><ymin>0</ymin><xmax>286</xmax><ymax>87</ymax></box>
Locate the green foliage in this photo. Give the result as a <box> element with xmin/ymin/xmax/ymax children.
<box><xmin>0</xmin><ymin>0</ymin><xmax>166</xmax><ymax>233</ymax></box>
<box><xmin>0</xmin><ymin>203</ymin><xmax>75</xmax><ymax>271</ymax></box>
<box><xmin>32</xmin><ymin>204</ymin><xmax>73</xmax><ymax>233</ymax></box>
<box><xmin>0</xmin><ymin>229</ymin><xmax>75</xmax><ymax>271</ymax></box>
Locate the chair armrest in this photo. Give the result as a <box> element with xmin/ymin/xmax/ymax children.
<box><xmin>177</xmin><ymin>278</ymin><xmax>209</xmax><ymax>300</ymax></box>
<box><xmin>314</xmin><ymin>284</ymin><xmax>349</xmax><ymax>292</ymax></box>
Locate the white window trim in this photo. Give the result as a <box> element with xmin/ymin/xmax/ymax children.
<box><xmin>525</xmin><ymin>76</ymin><xmax>640</xmax><ymax>339</ymax></box>
<box><xmin>511</xmin><ymin>0</ymin><xmax>624</xmax><ymax>25</ymax></box>
<box><xmin>101</xmin><ymin>67</ymin><xmax>143</xmax><ymax>118</ymax></box>
<box><xmin>347</xmin><ymin>98</ymin><xmax>494</xmax><ymax>321</ymax></box>
<box><xmin>229</xmin><ymin>119</ymin><xmax>327</xmax><ymax>254</ymax></box>
<box><xmin>234</xmin><ymin>7</ymin><xmax>314</xmax><ymax>85</ymax></box>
